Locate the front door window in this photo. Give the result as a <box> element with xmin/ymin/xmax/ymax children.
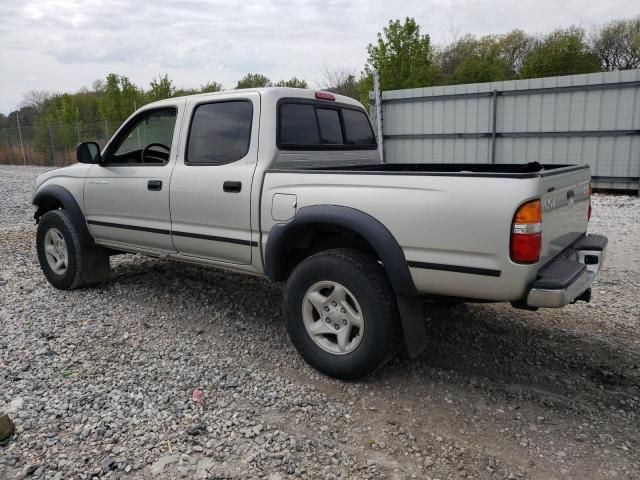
<box><xmin>107</xmin><ymin>108</ymin><xmax>177</xmax><ymax>165</ymax></box>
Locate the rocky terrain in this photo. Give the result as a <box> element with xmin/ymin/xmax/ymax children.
<box><xmin>0</xmin><ymin>165</ymin><xmax>638</xmax><ymax>479</ymax></box>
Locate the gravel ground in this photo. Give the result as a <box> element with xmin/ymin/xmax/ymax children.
<box><xmin>0</xmin><ymin>164</ymin><xmax>639</xmax><ymax>480</ymax></box>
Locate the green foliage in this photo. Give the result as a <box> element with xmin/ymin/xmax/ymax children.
<box><xmin>499</xmin><ymin>30</ymin><xmax>536</xmax><ymax>77</ymax></box>
<box><xmin>591</xmin><ymin>17</ymin><xmax>640</xmax><ymax>70</ymax></box>
<box><xmin>236</xmin><ymin>74</ymin><xmax>309</xmax><ymax>89</ymax></box>
<box><xmin>353</xmin><ymin>73</ymin><xmax>373</xmax><ymax>111</ymax></box>
<box><xmin>273</xmin><ymin>77</ymin><xmax>308</xmax><ymax>88</ymax></box>
<box><xmin>520</xmin><ymin>27</ymin><xmax>601</xmax><ymax>78</ymax></box>
<box><xmin>58</xmin><ymin>94</ymin><xmax>82</xmax><ymax>147</ymax></box>
<box><xmin>198</xmin><ymin>81</ymin><xmax>224</xmax><ymax>93</ymax></box>
<box><xmin>454</xmin><ymin>56</ymin><xmax>508</xmax><ymax>84</ymax></box>
<box><xmin>434</xmin><ymin>30</ymin><xmax>534</xmax><ymax>84</ymax></box>
<box><xmin>365</xmin><ymin>17</ymin><xmax>435</xmax><ymax>91</ymax></box>
<box><xmin>98</xmin><ymin>73</ymin><xmax>144</xmax><ymax>125</ymax></box>
<box><xmin>236</xmin><ymin>73</ymin><xmax>271</xmax><ymax>89</ymax></box>
<box><xmin>174</xmin><ymin>81</ymin><xmax>224</xmax><ymax>97</ymax></box>
<box><xmin>172</xmin><ymin>87</ymin><xmax>198</xmax><ymax>97</ymax></box>
<box><xmin>148</xmin><ymin>74</ymin><xmax>175</xmax><ymax>102</ymax></box>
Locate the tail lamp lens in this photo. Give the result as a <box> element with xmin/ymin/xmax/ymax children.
<box><xmin>511</xmin><ymin>199</ymin><xmax>542</xmax><ymax>264</ymax></box>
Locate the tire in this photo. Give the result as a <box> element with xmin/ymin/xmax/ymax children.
<box><xmin>36</xmin><ymin>209</ymin><xmax>110</xmax><ymax>290</ymax></box>
<box><xmin>283</xmin><ymin>248</ymin><xmax>398</xmax><ymax>380</ymax></box>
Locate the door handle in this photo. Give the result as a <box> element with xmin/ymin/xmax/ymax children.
<box><xmin>223</xmin><ymin>181</ymin><xmax>242</xmax><ymax>193</ymax></box>
<box><xmin>147</xmin><ymin>180</ymin><xmax>162</xmax><ymax>191</ymax></box>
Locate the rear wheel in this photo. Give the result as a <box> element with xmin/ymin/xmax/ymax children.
<box><xmin>36</xmin><ymin>210</ymin><xmax>110</xmax><ymax>290</ymax></box>
<box><xmin>284</xmin><ymin>248</ymin><xmax>398</xmax><ymax>380</ymax></box>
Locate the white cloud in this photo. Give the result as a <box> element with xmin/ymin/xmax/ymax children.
<box><xmin>1</xmin><ymin>0</ymin><xmax>638</xmax><ymax>113</ymax></box>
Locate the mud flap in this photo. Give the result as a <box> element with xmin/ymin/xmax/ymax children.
<box><xmin>81</xmin><ymin>246</ymin><xmax>112</xmax><ymax>285</ymax></box>
<box><xmin>396</xmin><ymin>295</ymin><xmax>428</xmax><ymax>358</ymax></box>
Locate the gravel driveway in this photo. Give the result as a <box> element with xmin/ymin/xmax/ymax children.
<box><xmin>1</xmin><ymin>165</ymin><xmax>639</xmax><ymax>480</ymax></box>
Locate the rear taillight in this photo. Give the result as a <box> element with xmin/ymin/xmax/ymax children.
<box><xmin>588</xmin><ymin>183</ymin><xmax>592</xmax><ymax>221</ymax></box>
<box><xmin>511</xmin><ymin>199</ymin><xmax>542</xmax><ymax>264</ymax></box>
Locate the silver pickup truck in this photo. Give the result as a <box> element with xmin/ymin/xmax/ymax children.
<box><xmin>32</xmin><ymin>88</ymin><xmax>607</xmax><ymax>379</ymax></box>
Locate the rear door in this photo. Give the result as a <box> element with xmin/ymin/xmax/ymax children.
<box><xmin>169</xmin><ymin>94</ymin><xmax>260</xmax><ymax>264</ymax></box>
<box><xmin>84</xmin><ymin>104</ymin><xmax>184</xmax><ymax>254</ymax></box>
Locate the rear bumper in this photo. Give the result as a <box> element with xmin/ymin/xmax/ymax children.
<box><xmin>525</xmin><ymin>234</ymin><xmax>607</xmax><ymax>308</ymax></box>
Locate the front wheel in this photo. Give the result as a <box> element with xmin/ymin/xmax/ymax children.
<box><xmin>36</xmin><ymin>210</ymin><xmax>110</xmax><ymax>289</ymax></box>
<box><xmin>283</xmin><ymin>249</ymin><xmax>398</xmax><ymax>380</ymax></box>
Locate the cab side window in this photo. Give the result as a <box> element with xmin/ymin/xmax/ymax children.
<box><xmin>186</xmin><ymin>101</ymin><xmax>253</xmax><ymax>166</ymax></box>
<box><xmin>107</xmin><ymin>108</ymin><xmax>177</xmax><ymax>165</ymax></box>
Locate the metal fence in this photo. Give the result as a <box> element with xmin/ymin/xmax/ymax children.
<box><xmin>0</xmin><ymin>120</ymin><xmax>126</xmax><ymax>167</ymax></box>
<box><xmin>371</xmin><ymin>69</ymin><xmax>640</xmax><ymax>192</ymax></box>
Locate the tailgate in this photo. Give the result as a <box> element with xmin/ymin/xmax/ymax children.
<box><xmin>539</xmin><ymin>166</ymin><xmax>591</xmax><ymax>266</ymax></box>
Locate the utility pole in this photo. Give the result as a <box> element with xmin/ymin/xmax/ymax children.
<box><xmin>16</xmin><ymin>113</ymin><xmax>27</xmax><ymax>165</ymax></box>
<box><xmin>4</xmin><ymin>128</ymin><xmax>12</xmax><ymax>164</ymax></box>
<box><xmin>373</xmin><ymin>70</ymin><xmax>384</xmax><ymax>162</ymax></box>
<box><xmin>48</xmin><ymin>122</ymin><xmax>56</xmax><ymax>166</ymax></box>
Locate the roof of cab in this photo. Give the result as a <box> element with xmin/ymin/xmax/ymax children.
<box><xmin>145</xmin><ymin>87</ymin><xmax>365</xmax><ymax>110</ymax></box>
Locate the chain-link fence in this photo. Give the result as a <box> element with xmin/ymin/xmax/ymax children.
<box><xmin>0</xmin><ymin>120</ymin><xmax>127</xmax><ymax>167</ymax></box>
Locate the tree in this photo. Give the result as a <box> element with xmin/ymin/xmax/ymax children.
<box><xmin>591</xmin><ymin>17</ymin><xmax>640</xmax><ymax>71</ymax></box>
<box><xmin>58</xmin><ymin>94</ymin><xmax>82</xmax><ymax>148</ymax></box>
<box><xmin>454</xmin><ymin>56</ymin><xmax>508</xmax><ymax>84</ymax></box>
<box><xmin>520</xmin><ymin>27</ymin><xmax>601</xmax><ymax>78</ymax></box>
<box><xmin>434</xmin><ymin>30</ymin><xmax>534</xmax><ymax>84</ymax></box>
<box><xmin>321</xmin><ymin>66</ymin><xmax>360</xmax><ymax>98</ymax></box>
<box><xmin>273</xmin><ymin>77</ymin><xmax>308</xmax><ymax>88</ymax></box>
<box><xmin>174</xmin><ymin>81</ymin><xmax>224</xmax><ymax>97</ymax></box>
<box><xmin>199</xmin><ymin>81</ymin><xmax>224</xmax><ymax>93</ymax></box>
<box><xmin>97</xmin><ymin>73</ymin><xmax>145</xmax><ymax>132</ymax></box>
<box><xmin>21</xmin><ymin>91</ymin><xmax>52</xmax><ymax>115</ymax></box>
<box><xmin>365</xmin><ymin>17</ymin><xmax>435</xmax><ymax>91</ymax></box>
<box><xmin>235</xmin><ymin>74</ymin><xmax>308</xmax><ymax>89</ymax></box>
<box><xmin>498</xmin><ymin>30</ymin><xmax>536</xmax><ymax>77</ymax></box>
<box><xmin>321</xmin><ymin>66</ymin><xmax>372</xmax><ymax>107</ymax></box>
<box><xmin>148</xmin><ymin>74</ymin><xmax>175</xmax><ymax>102</ymax></box>
<box><xmin>434</xmin><ymin>34</ymin><xmax>483</xmax><ymax>83</ymax></box>
<box><xmin>99</xmin><ymin>73</ymin><xmax>122</xmax><ymax>123</ymax></box>
<box><xmin>236</xmin><ymin>73</ymin><xmax>271</xmax><ymax>89</ymax></box>
<box><xmin>120</xmin><ymin>76</ymin><xmax>142</xmax><ymax>112</ymax></box>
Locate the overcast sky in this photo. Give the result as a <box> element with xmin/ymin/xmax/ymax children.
<box><xmin>1</xmin><ymin>0</ymin><xmax>638</xmax><ymax>114</ymax></box>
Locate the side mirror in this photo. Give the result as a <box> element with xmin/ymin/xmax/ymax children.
<box><xmin>76</xmin><ymin>142</ymin><xmax>101</xmax><ymax>164</ymax></box>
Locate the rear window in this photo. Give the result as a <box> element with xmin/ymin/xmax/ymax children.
<box><xmin>279</xmin><ymin>104</ymin><xmax>319</xmax><ymax>146</ymax></box>
<box><xmin>317</xmin><ymin>108</ymin><xmax>343</xmax><ymax>144</ymax></box>
<box><xmin>342</xmin><ymin>109</ymin><xmax>376</xmax><ymax>145</ymax></box>
<box><xmin>278</xmin><ymin>100</ymin><xmax>376</xmax><ymax>149</ymax></box>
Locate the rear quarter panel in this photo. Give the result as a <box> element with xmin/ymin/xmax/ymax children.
<box><xmin>261</xmin><ymin>171</ymin><xmax>543</xmax><ymax>301</ymax></box>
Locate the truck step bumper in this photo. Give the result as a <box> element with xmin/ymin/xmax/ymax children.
<box><xmin>526</xmin><ymin>234</ymin><xmax>607</xmax><ymax>308</ymax></box>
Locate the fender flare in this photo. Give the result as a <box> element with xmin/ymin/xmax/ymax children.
<box><xmin>265</xmin><ymin>205</ymin><xmax>426</xmax><ymax>357</ymax></box>
<box><xmin>32</xmin><ymin>184</ymin><xmax>93</xmax><ymax>248</ymax></box>
<box><xmin>265</xmin><ymin>204</ymin><xmax>417</xmax><ymax>297</ymax></box>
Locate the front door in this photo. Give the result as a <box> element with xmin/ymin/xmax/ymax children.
<box><xmin>84</xmin><ymin>104</ymin><xmax>184</xmax><ymax>254</ymax></box>
<box><xmin>170</xmin><ymin>94</ymin><xmax>260</xmax><ymax>264</ymax></box>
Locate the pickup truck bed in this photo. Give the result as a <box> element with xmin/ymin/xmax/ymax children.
<box><xmin>263</xmin><ymin>162</ymin><xmax>592</xmax><ymax>302</ymax></box>
<box><xmin>272</xmin><ymin>161</ymin><xmax>575</xmax><ymax>176</ymax></box>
